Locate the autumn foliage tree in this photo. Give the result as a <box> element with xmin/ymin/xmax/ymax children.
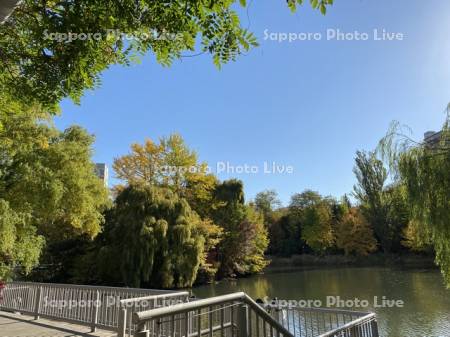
<box><xmin>111</xmin><ymin>136</ymin><xmax>269</xmax><ymax>282</ymax></box>
<box><xmin>113</xmin><ymin>134</ymin><xmax>217</xmax><ymax>217</ymax></box>
<box><xmin>335</xmin><ymin>208</ymin><xmax>377</xmax><ymax>256</ymax></box>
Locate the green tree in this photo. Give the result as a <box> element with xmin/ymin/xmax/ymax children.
<box><xmin>111</xmin><ymin>134</ymin><xmax>228</xmax><ymax>283</ymax></box>
<box><xmin>335</xmin><ymin>207</ymin><xmax>377</xmax><ymax>256</ymax></box>
<box><xmin>267</xmin><ymin>212</ymin><xmax>304</xmax><ymax>256</ymax></box>
<box><xmin>212</xmin><ymin>179</ymin><xmax>269</xmax><ymax>276</ymax></box>
<box><xmin>254</xmin><ymin>190</ymin><xmax>284</xmax><ymax>255</ymax></box>
<box><xmin>378</xmin><ymin>112</ymin><xmax>450</xmax><ymax>286</ymax></box>
<box><xmin>384</xmin><ymin>184</ymin><xmax>410</xmax><ymax>252</ymax></box>
<box><xmin>0</xmin><ymin>200</ymin><xmax>45</xmax><ymax>280</ymax></box>
<box><xmin>0</xmin><ymin>104</ymin><xmax>109</xmax><ymax>279</ymax></box>
<box><xmin>254</xmin><ymin>190</ymin><xmax>282</xmax><ymax>219</ymax></box>
<box><xmin>401</xmin><ymin>219</ymin><xmax>432</xmax><ymax>253</ymax></box>
<box><xmin>289</xmin><ymin>190</ymin><xmax>334</xmax><ymax>253</ymax></box>
<box><xmin>301</xmin><ymin>201</ymin><xmax>334</xmax><ymax>253</ymax></box>
<box><xmin>98</xmin><ymin>185</ymin><xmax>205</xmax><ymax>288</ymax></box>
<box><xmin>0</xmin><ymin>1</ymin><xmax>332</xmax><ymax>113</ymax></box>
<box><xmin>1</xmin><ymin>110</ymin><xmax>110</xmax><ymax>241</ymax></box>
<box><xmin>353</xmin><ymin>151</ymin><xmax>391</xmax><ymax>252</ymax></box>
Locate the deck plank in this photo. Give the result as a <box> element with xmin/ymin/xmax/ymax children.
<box><xmin>0</xmin><ymin>311</ymin><xmax>116</xmax><ymax>337</ymax></box>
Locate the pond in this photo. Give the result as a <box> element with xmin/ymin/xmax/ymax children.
<box><xmin>192</xmin><ymin>267</ymin><xmax>450</xmax><ymax>337</ymax></box>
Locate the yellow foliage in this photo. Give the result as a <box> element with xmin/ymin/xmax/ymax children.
<box><xmin>335</xmin><ymin>208</ymin><xmax>377</xmax><ymax>256</ymax></box>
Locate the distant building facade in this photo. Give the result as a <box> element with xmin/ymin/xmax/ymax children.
<box><xmin>424</xmin><ymin>130</ymin><xmax>449</xmax><ymax>149</ymax></box>
<box><xmin>424</xmin><ymin>131</ymin><xmax>442</xmax><ymax>146</ymax></box>
<box><xmin>95</xmin><ymin>163</ymin><xmax>109</xmax><ymax>187</ymax></box>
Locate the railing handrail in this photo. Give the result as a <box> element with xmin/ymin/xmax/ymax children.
<box><xmin>278</xmin><ymin>306</ymin><xmax>370</xmax><ymax>316</ymax></box>
<box><xmin>0</xmin><ymin>281</ymin><xmax>186</xmax><ymax>335</ymax></box>
<box><xmin>2</xmin><ymin>283</ymin><xmax>380</xmax><ymax>337</ymax></box>
<box><xmin>120</xmin><ymin>291</ymin><xmax>190</xmax><ymax>306</ymax></box>
<box><xmin>7</xmin><ymin>281</ymin><xmax>172</xmax><ymax>294</ymax></box>
<box><xmin>317</xmin><ymin>312</ymin><xmax>377</xmax><ymax>337</ymax></box>
<box><xmin>243</xmin><ymin>294</ymin><xmax>295</xmax><ymax>337</ymax></box>
<box><xmin>133</xmin><ymin>292</ymin><xmax>295</xmax><ymax>337</ymax></box>
<box><xmin>134</xmin><ymin>292</ymin><xmax>246</xmax><ymax>320</ymax></box>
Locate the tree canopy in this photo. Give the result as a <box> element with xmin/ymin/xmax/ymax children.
<box><xmin>0</xmin><ymin>103</ymin><xmax>109</xmax><ymax>280</ymax></box>
<box><xmin>378</xmin><ymin>112</ymin><xmax>450</xmax><ymax>286</ymax></box>
<box><xmin>0</xmin><ymin>0</ymin><xmax>332</xmax><ymax>113</ymax></box>
<box><xmin>0</xmin><ymin>200</ymin><xmax>45</xmax><ymax>279</ymax></box>
<box><xmin>1</xmin><ymin>109</ymin><xmax>110</xmax><ymax>241</ymax></box>
<box><xmin>98</xmin><ymin>185</ymin><xmax>206</xmax><ymax>288</ymax></box>
<box><xmin>212</xmin><ymin>179</ymin><xmax>269</xmax><ymax>275</ymax></box>
<box><xmin>113</xmin><ymin>134</ymin><xmax>217</xmax><ymax>218</ymax></box>
<box><xmin>335</xmin><ymin>207</ymin><xmax>377</xmax><ymax>256</ymax></box>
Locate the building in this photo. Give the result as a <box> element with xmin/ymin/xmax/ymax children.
<box><xmin>424</xmin><ymin>130</ymin><xmax>442</xmax><ymax>146</ymax></box>
<box><xmin>424</xmin><ymin>130</ymin><xmax>450</xmax><ymax>149</ymax></box>
<box><xmin>95</xmin><ymin>163</ymin><xmax>109</xmax><ymax>187</ymax></box>
<box><xmin>0</xmin><ymin>0</ymin><xmax>21</xmax><ymax>24</ymax></box>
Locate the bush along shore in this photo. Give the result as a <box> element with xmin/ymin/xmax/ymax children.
<box><xmin>264</xmin><ymin>253</ymin><xmax>437</xmax><ymax>273</ymax></box>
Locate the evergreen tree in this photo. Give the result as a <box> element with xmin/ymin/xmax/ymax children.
<box><xmin>212</xmin><ymin>180</ymin><xmax>269</xmax><ymax>276</ymax></box>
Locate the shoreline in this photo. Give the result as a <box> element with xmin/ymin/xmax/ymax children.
<box><xmin>263</xmin><ymin>253</ymin><xmax>437</xmax><ymax>274</ymax></box>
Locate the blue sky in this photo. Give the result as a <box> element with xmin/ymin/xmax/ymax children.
<box><xmin>55</xmin><ymin>0</ymin><xmax>450</xmax><ymax>205</ymax></box>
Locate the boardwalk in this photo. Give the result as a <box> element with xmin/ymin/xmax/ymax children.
<box><xmin>0</xmin><ymin>311</ymin><xmax>116</xmax><ymax>337</ymax></box>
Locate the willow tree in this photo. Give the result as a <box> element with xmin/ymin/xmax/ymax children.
<box><xmin>378</xmin><ymin>110</ymin><xmax>450</xmax><ymax>286</ymax></box>
<box><xmin>101</xmin><ymin>185</ymin><xmax>205</xmax><ymax>288</ymax></box>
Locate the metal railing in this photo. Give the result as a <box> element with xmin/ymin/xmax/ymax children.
<box><xmin>132</xmin><ymin>292</ymin><xmax>295</xmax><ymax>337</ymax></box>
<box><xmin>0</xmin><ymin>281</ymin><xmax>186</xmax><ymax>332</ymax></box>
<box><xmin>0</xmin><ymin>283</ymin><xmax>380</xmax><ymax>337</ymax></box>
<box><xmin>270</xmin><ymin>307</ymin><xmax>379</xmax><ymax>337</ymax></box>
<box><xmin>118</xmin><ymin>292</ymin><xmax>191</xmax><ymax>337</ymax></box>
<box><xmin>131</xmin><ymin>293</ymin><xmax>380</xmax><ymax>337</ymax></box>
<box><xmin>316</xmin><ymin>313</ymin><xmax>378</xmax><ymax>337</ymax></box>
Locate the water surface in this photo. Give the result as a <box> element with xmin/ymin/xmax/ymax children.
<box><xmin>193</xmin><ymin>267</ymin><xmax>450</xmax><ymax>337</ymax></box>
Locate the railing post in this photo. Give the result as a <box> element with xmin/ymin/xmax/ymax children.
<box><xmin>370</xmin><ymin>319</ymin><xmax>380</xmax><ymax>337</ymax></box>
<box><xmin>135</xmin><ymin>322</ymin><xmax>150</xmax><ymax>337</ymax></box>
<box><xmin>34</xmin><ymin>286</ymin><xmax>42</xmax><ymax>320</ymax></box>
<box><xmin>350</xmin><ymin>325</ymin><xmax>361</xmax><ymax>337</ymax></box>
<box><xmin>118</xmin><ymin>306</ymin><xmax>127</xmax><ymax>337</ymax></box>
<box><xmin>91</xmin><ymin>290</ymin><xmax>100</xmax><ymax>332</ymax></box>
<box><xmin>237</xmin><ymin>303</ymin><xmax>249</xmax><ymax>337</ymax></box>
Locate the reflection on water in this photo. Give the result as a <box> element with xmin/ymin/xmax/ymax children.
<box><xmin>192</xmin><ymin>267</ymin><xmax>450</xmax><ymax>337</ymax></box>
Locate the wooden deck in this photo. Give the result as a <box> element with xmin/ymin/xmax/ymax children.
<box><xmin>0</xmin><ymin>311</ymin><xmax>116</xmax><ymax>337</ymax></box>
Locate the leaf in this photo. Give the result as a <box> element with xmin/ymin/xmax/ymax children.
<box><xmin>287</xmin><ymin>0</ymin><xmax>296</xmax><ymax>12</ymax></box>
